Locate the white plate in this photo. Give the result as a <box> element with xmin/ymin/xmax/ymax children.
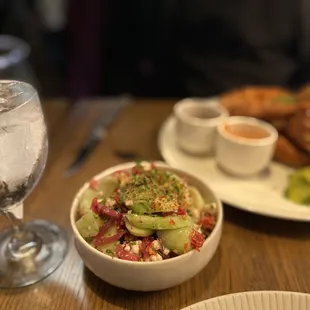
<box><xmin>181</xmin><ymin>291</ymin><xmax>310</xmax><ymax>310</ymax></box>
<box><xmin>158</xmin><ymin>116</ymin><xmax>310</xmax><ymax>221</ymax></box>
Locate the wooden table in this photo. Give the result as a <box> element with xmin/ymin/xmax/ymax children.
<box><xmin>1</xmin><ymin>99</ymin><xmax>310</xmax><ymax>310</ymax></box>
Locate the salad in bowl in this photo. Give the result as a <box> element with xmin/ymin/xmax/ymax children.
<box><xmin>70</xmin><ymin>161</ymin><xmax>223</xmax><ymax>291</ymax></box>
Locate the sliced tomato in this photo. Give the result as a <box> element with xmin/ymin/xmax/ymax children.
<box><xmin>89</xmin><ymin>179</ymin><xmax>99</xmax><ymax>191</ymax></box>
<box><xmin>132</xmin><ymin>166</ymin><xmax>143</xmax><ymax>175</ymax></box>
<box><xmin>115</xmin><ymin>217</ymin><xmax>125</xmax><ymax>230</ymax></box>
<box><xmin>141</xmin><ymin>237</ymin><xmax>154</xmax><ymax>259</ymax></box>
<box><xmin>91</xmin><ymin>197</ymin><xmax>100</xmax><ymax>214</ymax></box>
<box><xmin>100</xmin><ymin>206</ymin><xmax>122</xmax><ymax>219</ymax></box>
<box><xmin>200</xmin><ymin>215</ymin><xmax>216</xmax><ymax>230</ymax></box>
<box><xmin>93</xmin><ymin>219</ymin><xmax>114</xmax><ymax>240</ymax></box>
<box><xmin>93</xmin><ymin>231</ymin><xmax>124</xmax><ymax>247</ymax></box>
<box><xmin>115</xmin><ymin>245</ymin><xmax>140</xmax><ymax>261</ymax></box>
<box><xmin>176</xmin><ymin>207</ymin><xmax>187</xmax><ymax>215</ymax></box>
<box><xmin>113</xmin><ymin>192</ymin><xmax>120</xmax><ymax>204</ymax></box>
<box><xmin>93</xmin><ymin>203</ymin><xmax>122</xmax><ymax>219</ymax></box>
<box><xmin>190</xmin><ymin>230</ymin><xmax>205</xmax><ymax>251</ymax></box>
<box><xmin>113</xmin><ymin>169</ymin><xmax>130</xmax><ymax>176</ymax></box>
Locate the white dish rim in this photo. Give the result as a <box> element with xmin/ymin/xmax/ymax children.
<box><xmin>181</xmin><ymin>290</ymin><xmax>310</xmax><ymax>309</ymax></box>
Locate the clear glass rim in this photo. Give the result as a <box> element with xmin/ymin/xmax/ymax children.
<box><xmin>0</xmin><ymin>80</ymin><xmax>38</xmax><ymax>115</ymax></box>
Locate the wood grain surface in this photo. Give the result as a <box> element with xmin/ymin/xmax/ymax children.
<box><xmin>0</xmin><ymin>99</ymin><xmax>310</xmax><ymax>310</ymax></box>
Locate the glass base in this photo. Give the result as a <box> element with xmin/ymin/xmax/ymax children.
<box><xmin>0</xmin><ymin>219</ymin><xmax>68</xmax><ymax>288</ymax></box>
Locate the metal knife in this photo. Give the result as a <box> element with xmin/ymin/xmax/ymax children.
<box><xmin>64</xmin><ymin>96</ymin><xmax>131</xmax><ymax>177</ymax></box>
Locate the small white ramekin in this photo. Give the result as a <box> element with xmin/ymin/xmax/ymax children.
<box><xmin>215</xmin><ymin>116</ymin><xmax>278</xmax><ymax>176</ymax></box>
<box><xmin>174</xmin><ymin>98</ymin><xmax>229</xmax><ymax>155</ymax></box>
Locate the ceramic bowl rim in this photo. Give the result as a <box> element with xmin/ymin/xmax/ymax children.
<box><xmin>70</xmin><ymin>161</ymin><xmax>223</xmax><ymax>267</ymax></box>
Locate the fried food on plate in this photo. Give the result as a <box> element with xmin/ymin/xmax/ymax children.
<box><xmin>274</xmin><ymin>135</ymin><xmax>310</xmax><ymax>167</ymax></box>
<box><xmin>220</xmin><ymin>86</ymin><xmax>298</xmax><ymax>119</ymax></box>
<box><xmin>219</xmin><ymin>85</ymin><xmax>310</xmax><ymax>167</ymax></box>
<box><xmin>286</xmin><ymin>102</ymin><xmax>310</xmax><ymax>153</ymax></box>
<box><xmin>296</xmin><ymin>84</ymin><xmax>310</xmax><ymax>102</ymax></box>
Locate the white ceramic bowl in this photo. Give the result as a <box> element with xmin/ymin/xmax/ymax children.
<box><xmin>174</xmin><ymin>98</ymin><xmax>229</xmax><ymax>155</ymax></box>
<box><xmin>181</xmin><ymin>291</ymin><xmax>310</xmax><ymax>310</ymax></box>
<box><xmin>216</xmin><ymin>116</ymin><xmax>278</xmax><ymax>176</ymax></box>
<box><xmin>70</xmin><ymin>161</ymin><xmax>223</xmax><ymax>291</ymax></box>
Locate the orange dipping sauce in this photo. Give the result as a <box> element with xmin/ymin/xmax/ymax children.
<box><xmin>225</xmin><ymin>123</ymin><xmax>270</xmax><ymax>139</ymax></box>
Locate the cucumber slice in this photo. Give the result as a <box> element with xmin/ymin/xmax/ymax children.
<box><xmin>157</xmin><ymin>226</ymin><xmax>194</xmax><ymax>255</ymax></box>
<box><xmin>79</xmin><ymin>189</ymin><xmax>98</xmax><ymax>216</ymax></box>
<box><xmin>78</xmin><ymin>176</ymin><xmax>118</xmax><ymax>216</ymax></box>
<box><xmin>125</xmin><ymin>213</ymin><xmax>191</xmax><ymax>230</ymax></box>
<box><xmin>124</xmin><ymin>217</ymin><xmax>154</xmax><ymax>237</ymax></box>
<box><xmin>76</xmin><ymin>212</ymin><xmax>105</xmax><ymax>239</ymax></box>
<box><xmin>96</xmin><ymin>224</ymin><xmax>119</xmax><ymax>255</ymax></box>
<box><xmin>129</xmin><ymin>201</ymin><xmax>152</xmax><ymax>215</ymax></box>
<box><xmin>98</xmin><ymin>176</ymin><xmax>119</xmax><ymax>197</ymax></box>
<box><xmin>189</xmin><ymin>186</ymin><xmax>205</xmax><ymax>211</ymax></box>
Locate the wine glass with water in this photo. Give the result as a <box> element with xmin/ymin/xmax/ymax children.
<box><xmin>0</xmin><ymin>80</ymin><xmax>68</xmax><ymax>288</ymax></box>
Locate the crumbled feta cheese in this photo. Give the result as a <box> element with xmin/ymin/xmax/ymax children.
<box><xmin>131</xmin><ymin>240</ymin><xmax>142</xmax><ymax>254</ymax></box>
<box><xmin>125</xmin><ymin>200</ymin><xmax>133</xmax><ymax>206</ymax></box>
<box><xmin>106</xmin><ymin>198</ymin><xmax>116</xmax><ymax>207</ymax></box>
<box><xmin>203</xmin><ymin>203</ymin><xmax>216</xmax><ymax>211</ymax></box>
<box><xmin>151</xmin><ymin>240</ymin><xmax>160</xmax><ymax>251</ymax></box>
<box><xmin>124</xmin><ymin>244</ymin><xmax>131</xmax><ymax>252</ymax></box>
<box><xmin>163</xmin><ymin>247</ymin><xmax>170</xmax><ymax>256</ymax></box>
<box><xmin>190</xmin><ymin>208</ymin><xmax>200</xmax><ymax>222</ymax></box>
<box><xmin>150</xmin><ymin>253</ymin><xmax>163</xmax><ymax>261</ymax></box>
<box><xmin>203</xmin><ymin>203</ymin><xmax>217</xmax><ymax>214</ymax></box>
<box><xmin>194</xmin><ymin>224</ymin><xmax>202</xmax><ymax>234</ymax></box>
<box><xmin>141</xmin><ymin>161</ymin><xmax>152</xmax><ymax>171</ymax></box>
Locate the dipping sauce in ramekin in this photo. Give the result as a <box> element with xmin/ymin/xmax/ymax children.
<box><xmin>225</xmin><ymin>123</ymin><xmax>271</xmax><ymax>139</ymax></box>
<box><xmin>215</xmin><ymin>116</ymin><xmax>278</xmax><ymax>176</ymax></box>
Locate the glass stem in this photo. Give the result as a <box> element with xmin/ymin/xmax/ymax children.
<box><xmin>2</xmin><ymin>203</ymin><xmax>42</xmax><ymax>261</ymax></box>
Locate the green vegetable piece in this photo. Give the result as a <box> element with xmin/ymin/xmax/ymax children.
<box><xmin>99</xmin><ymin>176</ymin><xmax>119</xmax><ymax>197</ymax></box>
<box><xmin>189</xmin><ymin>186</ymin><xmax>205</xmax><ymax>211</ymax></box>
<box><xmin>78</xmin><ymin>176</ymin><xmax>118</xmax><ymax>216</ymax></box>
<box><xmin>157</xmin><ymin>226</ymin><xmax>194</xmax><ymax>255</ymax></box>
<box><xmin>78</xmin><ymin>189</ymin><xmax>98</xmax><ymax>216</ymax></box>
<box><xmin>76</xmin><ymin>212</ymin><xmax>105</xmax><ymax>239</ymax></box>
<box><xmin>124</xmin><ymin>217</ymin><xmax>155</xmax><ymax>237</ymax></box>
<box><xmin>293</xmin><ymin>167</ymin><xmax>310</xmax><ymax>185</ymax></box>
<box><xmin>129</xmin><ymin>201</ymin><xmax>152</xmax><ymax>214</ymax></box>
<box><xmin>125</xmin><ymin>213</ymin><xmax>191</xmax><ymax>230</ymax></box>
<box><xmin>285</xmin><ymin>167</ymin><xmax>310</xmax><ymax>205</ymax></box>
<box><xmin>97</xmin><ymin>223</ymin><xmax>118</xmax><ymax>255</ymax></box>
<box><xmin>286</xmin><ymin>185</ymin><xmax>310</xmax><ymax>205</ymax></box>
<box><xmin>129</xmin><ymin>197</ymin><xmax>179</xmax><ymax>214</ymax></box>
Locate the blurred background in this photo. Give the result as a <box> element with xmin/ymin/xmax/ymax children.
<box><xmin>0</xmin><ymin>0</ymin><xmax>308</xmax><ymax>101</ymax></box>
<box><xmin>0</xmin><ymin>0</ymin><xmax>172</xmax><ymax>100</ymax></box>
